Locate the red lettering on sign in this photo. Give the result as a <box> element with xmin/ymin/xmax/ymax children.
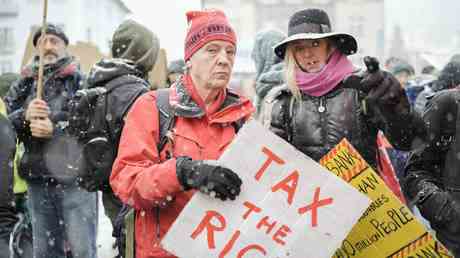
<box><xmin>256</xmin><ymin>216</ymin><xmax>277</xmax><ymax>235</ymax></box>
<box><xmin>219</xmin><ymin>230</ymin><xmax>241</xmax><ymax>258</ymax></box>
<box><xmin>255</xmin><ymin>147</ymin><xmax>285</xmax><ymax>181</ymax></box>
<box><xmin>191</xmin><ymin>210</ymin><xmax>226</xmax><ymax>249</ymax></box>
<box><xmin>271</xmin><ymin>170</ymin><xmax>299</xmax><ymax>205</ymax></box>
<box><xmin>219</xmin><ymin>230</ymin><xmax>267</xmax><ymax>258</ymax></box>
<box><xmin>298</xmin><ymin>187</ymin><xmax>334</xmax><ymax>227</ymax></box>
<box><xmin>242</xmin><ymin>201</ymin><xmax>262</xmax><ymax>220</ymax></box>
<box><xmin>237</xmin><ymin>245</ymin><xmax>267</xmax><ymax>258</ymax></box>
<box><xmin>273</xmin><ymin>225</ymin><xmax>291</xmax><ymax>246</ymax></box>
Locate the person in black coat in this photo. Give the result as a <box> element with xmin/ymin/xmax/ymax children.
<box><xmin>268</xmin><ymin>8</ymin><xmax>422</xmax><ymax>169</ymax></box>
<box><xmin>0</xmin><ymin>111</ymin><xmax>18</xmax><ymax>258</ymax></box>
<box><xmin>4</xmin><ymin>23</ymin><xmax>97</xmax><ymax>258</ymax></box>
<box><xmin>404</xmin><ymin>85</ymin><xmax>460</xmax><ymax>256</ymax></box>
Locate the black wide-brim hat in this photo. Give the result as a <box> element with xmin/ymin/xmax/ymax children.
<box><xmin>274</xmin><ymin>8</ymin><xmax>358</xmax><ymax>59</ymax></box>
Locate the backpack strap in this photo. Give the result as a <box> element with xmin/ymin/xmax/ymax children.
<box><xmin>155</xmin><ymin>88</ymin><xmax>176</xmax><ymax>153</ymax></box>
<box><xmin>154</xmin><ymin>88</ymin><xmax>245</xmax><ymax>151</ymax></box>
<box><xmin>102</xmin><ymin>75</ymin><xmax>149</xmax><ymax>142</ymax></box>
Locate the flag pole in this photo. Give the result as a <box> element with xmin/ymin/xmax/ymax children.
<box><xmin>36</xmin><ymin>0</ymin><xmax>48</xmax><ymax>100</ymax></box>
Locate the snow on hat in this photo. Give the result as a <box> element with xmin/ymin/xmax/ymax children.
<box><xmin>112</xmin><ymin>20</ymin><xmax>160</xmax><ymax>73</ymax></box>
<box><xmin>33</xmin><ymin>23</ymin><xmax>69</xmax><ymax>47</ymax></box>
<box><xmin>184</xmin><ymin>9</ymin><xmax>237</xmax><ymax>61</ymax></box>
<box><xmin>274</xmin><ymin>8</ymin><xmax>357</xmax><ymax>59</ymax></box>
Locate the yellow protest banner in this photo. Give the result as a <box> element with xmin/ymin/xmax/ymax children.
<box><xmin>319</xmin><ymin>139</ymin><xmax>452</xmax><ymax>258</ymax></box>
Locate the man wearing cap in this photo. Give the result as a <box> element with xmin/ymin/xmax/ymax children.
<box><xmin>269</xmin><ymin>8</ymin><xmax>422</xmax><ymax>169</ymax></box>
<box><xmin>4</xmin><ymin>23</ymin><xmax>97</xmax><ymax>258</ymax></box>
<box><xmin>68</xmin><ymin>20</ymin><xmax>160</xmax><ymax>257</ymax></box>
<box><xmin>73</xmin><ymin>19</ymin><xmax>160</xmax><ymax>225</ymax></box>
<box><xmin>166</xmin><ymin>59</ymin><xmax>185</xmax><ymax>86</ymax></box>
<box><xmin>110</xmin><ymin>9</ymin><xmax>254</xmax><ymax>258</ymax></box>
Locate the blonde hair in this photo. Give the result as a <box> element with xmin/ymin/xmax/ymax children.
<box><xmin>283</xmin><ymin>39</ymin><xmax>336</xmax><ymax>100</ymax></box>
<box><xmin>284</xmin><ymin>44</ymin><xmax>302</xmax><ymax>100</ymax></box>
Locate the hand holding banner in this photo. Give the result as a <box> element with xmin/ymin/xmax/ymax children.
<box><xmin>162</xmin><ymin>120</ymin><xmax>370</xmax><ymax>258</ymax></box>
<box><xmin>320</xmin><ymin>139</ymin><xmax>453</xmax><ymax>258</ymax></box>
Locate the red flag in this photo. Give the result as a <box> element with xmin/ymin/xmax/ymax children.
<box><xmin>376</xmin><ymin>131</ymin><xmax>407</xmax><ymax>204</ymax></box>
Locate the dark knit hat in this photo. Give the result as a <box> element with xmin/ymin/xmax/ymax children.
<box><xmin>390</xmin><ymin>62</ymin><xmax>415</xmax><ymax>76</ymax></box>
<box><xmin>184</xmin><ymin>9</ymin><xmax>237</xmax><ymax>61</ymax></box>
<box><xmin>168</xmin><ymin>59</ymin><xmax>185</xmax><ymax>75</ymax></box>
<box><xmin>274</xmin><ymin>8</ymin><xmax>357</xmax><ymax>59</ymax></box>
<box><xmin>437</xmin><ymin>60</ymin><xmax>460</xmax><ymax>90</ymax></box>
<box><xmin>112</xmin><ymin>20</ymin><xmax>160</xmax><ymax>73</ymax></box>
<box><xmin>33</xmin><ymin>23</ymin><xmax>69</xmax><ymax>47</ymax></box>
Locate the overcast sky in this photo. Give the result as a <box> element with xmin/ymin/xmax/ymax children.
<box><xmin>385</xmin><ymin>0</ymin><xmax>460</xmax><ymax>50</ymax></box>
<box><xmin>124</xmin><ymin>0</ymin><xmax>460</xmax><ymax>60</ymax></box>
<box><xmin>124</xmin><ymin>0</ymin><xmax>201</xmax><ymax>61</ymax></box>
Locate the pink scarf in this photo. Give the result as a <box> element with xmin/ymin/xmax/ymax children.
<box><xmin>295</xmin><ymin>50</ymin><xmax>354</xmax><ymax>97</ymax></box>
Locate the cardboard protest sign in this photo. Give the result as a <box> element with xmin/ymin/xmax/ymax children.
<box><xmin>319</xmin><ymin>139</ymin><xmax>453</xmax><ymax>258</ymax></box>
<box><xmin>162</xmin><ymin>120</ymin><xmax>370</xmax><ymax>258</ymax></box>
<box><xmin>149</xmin><ymin>48</ymin><xmax>168</xmax><ymax>90</ymax></box>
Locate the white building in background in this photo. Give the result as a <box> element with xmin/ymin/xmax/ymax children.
<box><xmin>0</xmin><ymin>0</ymin><xmax>130</xmax><ymax>73</ymax></box>
<box><xmin>203</xmin><ymin>0</ymin><xmax>385</xmax><ymax>72</ymax></box>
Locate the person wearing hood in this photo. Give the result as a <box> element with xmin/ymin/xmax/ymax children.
<box><xmin>404</xmin><ymin>59</ymin><xmax>460</xmax><ymax>256</ymax></box>
<box><xmin>4</xmin><ymin>23</ymin><xmax>97</xmax><ymax>258</ymax></box>
<box><xmin>431</xmin><ymin>59</ymin><xmax>460</xmax><ymax>92</ymax></box>
<box><xmin>251</xmin><ymin>29</ymin><xmax>286</xmax><ymax>118</ymax></box>
<box><xmin>110</xmin><ymin>9</ymin><xmax>254</xmax><ymax>258</ymax></box>
<box><xmin>269</xmin><ymin>8</ymin><xmax>421</xmax><ymax>170</ymax></box>
<box><xmin>72</xmin><ymin>19</ymin><xmax>160</xmax><ymax>233</ymax></box>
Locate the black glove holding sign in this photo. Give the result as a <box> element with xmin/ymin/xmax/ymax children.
<box><xmin>417</xmin><ymin>182</ymin><xmax>460</xmax><ymax>234</ymax></box>
<box><xmin>359</xmin><ymin>57</ymin><xmax>411</xmax><ymax>116</ymax></box>
<box><xmin>176</xmin><ymin>156</ymin><xmax>242</xmax><ymax>201</ymax></box>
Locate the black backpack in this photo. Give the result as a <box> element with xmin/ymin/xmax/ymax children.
<box><xmin>68</xmin><ymin>75</ymin><xmax>148</xmax><ymax>191</ymax></box>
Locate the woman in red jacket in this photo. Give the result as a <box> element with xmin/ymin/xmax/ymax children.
<box><xmin>110</xmin><ymin>9</ymin><xmax>254</xmax><ymax>258</ymax></box>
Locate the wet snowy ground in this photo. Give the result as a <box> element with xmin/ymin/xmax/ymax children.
<box><xmin>96</xmin><ymin>192</ymin><xmax>118</xmax><ymax>258</ymax></box>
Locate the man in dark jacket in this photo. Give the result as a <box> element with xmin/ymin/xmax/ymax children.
<box><xmin>4</xmin><ymin>24</ymin><xmax>97</xmax><ymax>258</ymax></box>
<box><xmin>0</xmin><ymin>109</ymin><xmax>18</xmax><ymax>258</ymax></box>
<box><xmin>404</xmin><ymin>79</ymin><xmax>460</xmax><ymax>256</ymax></box>
<box><xmin>75</xmin><ymin>19</ymin><xmax>160</xmax><ymax>229</ymax></box>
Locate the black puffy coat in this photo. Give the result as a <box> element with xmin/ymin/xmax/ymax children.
<box><xmin>4</xmin><ymin>57</ymin><xmax>83</xmax><ymax>184</ymax></box>
<box><xmin>270</xmin><ymin>76</ymin><xmax>420</xmax><ymax>169</ymax></box>
<box><xmin>0</xmin><ymin>113</ymin><xmax>18</xmax><ymax>238</ymax></box>
<box><xmin>404</xmin><ymin>88</ymin><xmax>460</xmax><ymax>256</ymax></box>
<box><xmin>74</xmin><ymin>58</ymin><xmax>150</xmax><ymax>191</ymax></box>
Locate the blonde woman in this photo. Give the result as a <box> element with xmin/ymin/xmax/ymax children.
<box><xmin>269</xmin><ymin>8</ymin><xmax>421</xmax><ymax>169</ymax></box>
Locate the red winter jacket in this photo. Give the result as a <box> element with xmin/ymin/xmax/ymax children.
<box><xmin>110</xmin><ymin>76</ymin><xmax>254</xmax><ymax>258</ymax></box>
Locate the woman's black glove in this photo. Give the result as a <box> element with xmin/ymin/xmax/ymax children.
<box><xmin>176</xmin><ymin>156</ymin><xmax>242</xmax><ymax>201</ymax></box>
<box><xmin>360</xmin><ymin>70</ymin><xmax>410</xmax><ymax>115</ymax></box>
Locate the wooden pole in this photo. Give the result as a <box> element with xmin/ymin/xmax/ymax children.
<box><xmin>36</xmin><ymin>0</ymin><xmax>48</xmax><ymax>100</ymax></box>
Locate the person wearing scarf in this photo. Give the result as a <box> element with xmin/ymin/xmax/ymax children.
<box><xmin>110</xmin><ymin>9</ymin><xmax>254</xmax><ymax>258</ymax></box>
<box><xmin>4</xmin><ymin>24</ymin><xmax>98</xmax><ymax>258</ymax></box>
<box><xmin>269</xmin><ymin>8</ymin><xmax>421</xmax><ymax>170</ymax></box>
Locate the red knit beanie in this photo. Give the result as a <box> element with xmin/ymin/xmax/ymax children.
<box><xmin>184</xmin><ymin>9</ymin><xmax>237</xmax><ymax>61</ymax></box>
